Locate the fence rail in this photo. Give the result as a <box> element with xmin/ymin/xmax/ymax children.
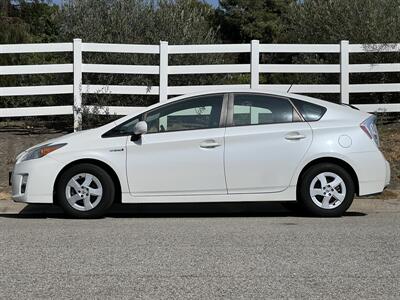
<box><xmin>1</xmin><ymin>39</ymin><xmax>400</xmax><ymax>131</ymax></box>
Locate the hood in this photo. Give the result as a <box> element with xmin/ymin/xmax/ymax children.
<box><xmin>15</xmin><ymin>124</ymin><xmax>113</xmax><ymax>161</ymax></box>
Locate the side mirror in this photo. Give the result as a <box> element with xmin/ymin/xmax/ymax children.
<box><xmin>131</xmin><ymin>121</ymin><xmax>148</xmax><ymax>141</ymax></box>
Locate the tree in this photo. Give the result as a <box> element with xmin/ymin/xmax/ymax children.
<box><xmin>59</xmin><ymin>0</ymin><xmax>222</xmax><ymax>110</ymax></box>
<box><xmin>18</xmin><ymin>0</ymin><xmax>60</xmax><ymax>42</ymax></box>
<box><xmin>0</xmin><ymin>1</ymin><xmax>64</xmax><ymax>111</ymax></box>
<box><xmin>0</xmin><ymin>0</ymin><xmax>31</xmax><ymax>44</ymax></box>
<box><xmin>215</xmin><ymin>0</ymin><xmax>294</xmax><ymax>43</ymax></box>
<box><xmin>281</xmin><ymin>0</ymin><xmax>400</xmax><ymax>105</ymax></box>
<box><xmin>283</xmin><ymin>0</ymin><xmax>400</xmax><ymax>44</ymax></box>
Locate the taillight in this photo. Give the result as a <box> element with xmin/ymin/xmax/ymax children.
<box><xmin>360</xmin><ymin>115</ymin><xmax>380</xmax><ymax>147</ymax></box>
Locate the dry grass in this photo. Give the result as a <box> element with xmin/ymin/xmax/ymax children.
<box><xmin>0</xmin><ymin>192</ymin><xmax>10</xmax><ymax>201</ymax></box>
<box><xmin>379</xmin><ymin>122</ymin><xmax>400</xmax><ymax>189</ymax></box>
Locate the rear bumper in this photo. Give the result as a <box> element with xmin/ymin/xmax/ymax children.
<box><xmin>10</xmin><ymin>156</ymin><xmax>64</xmax><ymax>204</ymax></box>
<box><xmin>385</xmin><ymin>160</ymin><xmax>391</xmax><ymax>187</ymax></box>
<box><xmin>355</xmin><ymin>151</ymin><xmax>390</xmax><ymax>196</ymax></box>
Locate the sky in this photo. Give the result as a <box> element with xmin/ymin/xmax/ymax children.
<box><xmin>52</xmin><ymin>0</ymin><xmax>219</xmax><ymax>6</ymax></box>
<box><xmin>206</xmin><ymin>0</ymin><xmax>218</xmax><ymax>6</ymax></box>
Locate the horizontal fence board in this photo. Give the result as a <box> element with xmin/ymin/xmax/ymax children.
<box><xmin>260</xmin><ymin>44</ymin><xmax>340</xmax><ymax>53</ymax></box>
<box><xmin>349</xmin><ymin>63</ymin><xmax>400</xmax><ymax>73</ymax></box>
<box><xmin>350</xmin><ymin>83</ymin><xmax>400</xmax><ymax>93</ymax></box>
<box><xmin>82</xmin><ymin>84</ymin><xmax>159</xmax><ymax>95</ymax></box>
<box><xmin>168</xmin><ymin>84</ymin><xmax>340</xmax><ymax>95</ymax></box>
<box><xmin>260</xmin><ymin>84</ymin><xmax>340</xmax><ymax>93</ymax></box>
<box><xmin>2</xmin><ymin>41</ymin><xmax>400</xmax><ymax>117</ymax></box>
<box><xmin>168</xmin><ymin>84</ymin><xmax>250</xmax><ymax>95</ymax></box>
<box><xmin>0</xmin><ymin>64</ymin><xmax>73</xmax><ymax>75</ymax></box>
<box><xmin>350</xmin><ymin>43</ymin><xmax>400</xmax><ymax>53</ymax></box>
<box><xmin>82</xmin><ymin>43</ymin><xmax>159</xmax><ymax>54</ymax></box>
<box><xmin>0</xmin><ymin>43</ymin><xmax>72</xmax><ymax>54</ymax></box>
<box><xmin>354</xmin><ymin>103</ymin><xmax>400</xmax><ymax>112</ymax></box>
<box><xmin>0</xmin><ymin>85</ymin><xmax>73</xmax><ymax>96</ymax></box>
<box><xmin>168</xmin><ymin>44</ymin><xmax>251</xmax><ymax>54</ymax></box>
<box><xmin>169</xmin><ymin>64</ymin><xmax>250</xmax><ymax>75</ymax></box>
<box><xmin>260</xmin><ymin>64</ymin><xmax>339</xmax><ymax>73</ymax></box>
<box><xmin>85</xmin><ymin>105</ymin><xmax>146</xmax><ymax>115</ymax></box>
<box><xmin>82</xmin><ymin>64</ymin><xmax>159</xmax><ymax>74</ymax></box>
<box><xmin>0</xmin><ymin>105</ymin><xmax>72</xmax><ymax>117</ymax></box>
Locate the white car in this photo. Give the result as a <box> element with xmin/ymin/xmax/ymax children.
<box><xmin>10</xmin><ymin>90</ymin><xmax>390</xmax><ymax>218</ymax></box>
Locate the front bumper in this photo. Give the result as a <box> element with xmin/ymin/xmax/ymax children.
<box><xmin>10</xmin><ymin>156</ymin><xmax>64</xmax><ymax>204</ymax></box>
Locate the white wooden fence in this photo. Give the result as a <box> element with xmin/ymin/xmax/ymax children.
<box><xmin>1</xmin><ymin>39</ymin><xmax>400</xmax><ymax>131</ymax></box>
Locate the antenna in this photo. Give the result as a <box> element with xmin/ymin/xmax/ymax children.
<box><xmin>287</xmin><ymin>83</ymin><xmax>294</xmax><ymax>93</ymax></box>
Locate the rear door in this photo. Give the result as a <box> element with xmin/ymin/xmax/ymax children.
<box><xmin>224</xmin><ymin>93</ymin><xmax>312</xmax><ymax>194</ymax></box>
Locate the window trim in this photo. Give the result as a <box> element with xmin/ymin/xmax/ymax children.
<box><xmin>102</xmin><ymin>93</ymin><xmax>228</xmax><ymax>138</ymax></box>
<box><xmin>226</xmin><ymin>92</ymin><xmax>304</xmax><ymax>128</ymax></box>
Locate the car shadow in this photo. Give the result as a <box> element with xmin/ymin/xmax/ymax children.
<box><xmin>0</xmin><ymin>202</ymin><xmax>367</xmax><ymax>219</ymax></box>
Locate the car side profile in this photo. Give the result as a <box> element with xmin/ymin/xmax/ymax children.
<box><xmin>10</xmin><ymin>89</ymin><xmax>390</xmax><ymax>218</ymax></box>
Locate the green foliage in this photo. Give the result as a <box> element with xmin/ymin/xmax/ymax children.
<box><xmin>282</xmin><ymin>0</ymin><xmax>400</xmax><ymax>44</ymax></box>
<box><xmin>281</xmin><ymin>0</ymin><xmax>400</xmax><ymax>104</ymax></box>
<box><xmin>215</xmin><ymin>0</ymin><xmax>294</xmax><ymax>43</ymax></box>
<box><xmin>18</xmin><ymin>0</ymin><xmax>60</xmax><ymax>42</ymax></box>
<box><xmin>0</xmin><ymin>1</ymin><xmax>66</xmax><ymax>110</ymax></box>
<box><xmin>0</xmin><ymin>0</ymin><xmax>31</xmax><ymax>44</ymax></box>
<box><xmin>59</xmin><ymin>0</ymin><xmax>224</xmax><ymax>111</ymax></box>
<box><xmin>59</xmin><ymin>0</ymin><xmax>216</xmax><ymax>45</ymax></box>
<box><xmin>0</xmin><ymin>0</ymin><xmax>59</xmax><ymax>43</ymax></box>
<box><xmin>2</xmin><ymin>0</ymin><xmax>400</xmax><ymax>125</ymax></box>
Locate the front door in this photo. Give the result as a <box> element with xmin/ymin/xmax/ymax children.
<box><xmin>127</xmin><ymin>94</ymin><xmax>228</xmax><ymax>196</ymax></box>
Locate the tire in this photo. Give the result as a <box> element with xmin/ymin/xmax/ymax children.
<box><xmin>56</xmin><ymin>163</ymin><xmax>115</xmax><ymax>218</ymax></box>
<box><xmin>298</xmin><ymin>163</ymin><xmax>355</xmax><ymax>217</ymax></box>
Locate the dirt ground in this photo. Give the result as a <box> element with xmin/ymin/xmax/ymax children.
<box><xmin>0</xmin><ymin>127</ymin><xmax>66</xmax><ymax>194</ymax></box>
<box><xmin>0</xmin><ymin>122</ymin><xmax>399</xmax><ymax>198</ymax></box>
<box><xmin>378</xmin><ymin>122</ymin><xmax>400</xmax><ymax>189</ymax></box>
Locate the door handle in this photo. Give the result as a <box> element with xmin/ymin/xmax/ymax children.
<box><xmin>200</xmin><ymin>140</ymin><xmax>221</xmax><ymax>149</ymax></box>
<box><xmin>285</xmin><ymin>132</ymin><xmax>306</xmax><ymax>140</ymax></box>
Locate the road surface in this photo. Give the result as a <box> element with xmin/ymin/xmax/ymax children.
<box><xmin>0</xmin><ymin>199</ymin><xmax>399</xmax><ymax>299</ymax></box>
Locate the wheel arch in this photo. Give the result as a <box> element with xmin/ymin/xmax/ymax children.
<box><xmin>296</xmin><ymin>157</ymin><xmax>360</xmax><ymax>196</ymax></box>
<box><xmin>53</xmin><ymin>158</ymin><xmax>122</xmax><ymax>204</ymax></box>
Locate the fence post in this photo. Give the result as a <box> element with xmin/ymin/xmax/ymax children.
<box><xmin>340</xmin><ymin>40</ymin><xmax>350</xmax><ymax>104</ymax></box>
<box><xmin>159</xmin><ymin>41</ymin><xmax>168</xmax><ymax>102</ymax></box>
<box><xmin>73</xmin><ymin>38</ymin><xmax>82</xmax><ymax>131</ymax></box>
<box><xmin>251</xmin><ymin>40</ymin><xmax>260</xmax><ymax>89</ymax></box>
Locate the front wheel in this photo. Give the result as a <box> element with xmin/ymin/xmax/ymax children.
<box><xmin>298</xmin><ymin>163</ymin><xmax>355</xmax><ymax>217</ymax></box>
<box><xmin>56</xmin><ymin>163</ymin><xmax>115</xmax><ymax>218</ymax></box>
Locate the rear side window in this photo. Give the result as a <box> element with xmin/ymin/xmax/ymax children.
<box><xmin>233</xmin><ymin>94</ymin><xmax>299</xmax><ymax>126</ymax></box>
<box><xmin>291</xmin><ymin>99</ymin><xmax>327</xmax><ymax>122</ymax></box>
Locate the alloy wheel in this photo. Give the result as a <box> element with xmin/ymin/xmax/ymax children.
<box><xmin>309</xmin><ymin>172</ymin><xmax>347</xmax><ymax>209</ymax></box>
<box><xmin>65</xmin><ymin>173</ymin><xmax>103</xmax><ymax>211</ymax></box>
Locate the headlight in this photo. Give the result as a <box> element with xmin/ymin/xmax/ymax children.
<box><xmin>19</xmin><ymin>143</ymin><xmax>67</xmax><ymax>162</ymax></box>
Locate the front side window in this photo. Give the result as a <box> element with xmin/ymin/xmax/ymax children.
<box><xmin>102</xmin><ymin>115</ymin><xmax>141</xmax><ymax>138</ymax></box>
<box><xmin>232</xmin><ymin>94</ymin><xmax>299</xmax><ymax>126</ymax></box>
<box><xmin>144</xmin><ymin>94</ymin><xmax>224</xmax><ymax>133</ymax></box>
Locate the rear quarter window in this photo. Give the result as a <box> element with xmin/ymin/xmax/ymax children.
<box><xmin>291</xmin><ymin>99</ymin><xmax>327</xmax><ymax>122</ymax></box>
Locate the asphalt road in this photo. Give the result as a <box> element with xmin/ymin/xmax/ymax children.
<box><xmin>0</xmin><ymin>200</ymin><xmax>399</xmax><ymax>299</ymax></box>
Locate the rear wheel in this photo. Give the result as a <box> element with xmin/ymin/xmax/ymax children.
<box><xmin>298</xmin><ymin>163</ymin><xmax>355</xmax><ymax>217</ymax></box>
<box><xmin>56</xmin><ymin>163</ymin><xmax>115</xmax><ymax>218</ymax></box>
